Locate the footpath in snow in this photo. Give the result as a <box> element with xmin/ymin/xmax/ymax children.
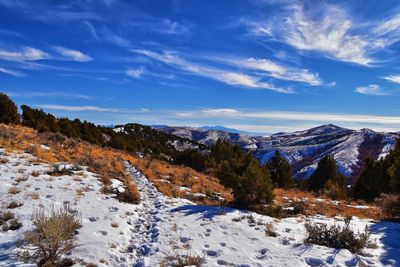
<box><xmin>0</xmin><ymin>149</ymin><xmax>399</xmax><ymax>266</ymax></box>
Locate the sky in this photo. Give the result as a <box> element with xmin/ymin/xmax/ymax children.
<box><xmin>1</xmin><ymin>0</ymin><xmax>400</xmax><ymax>134</ymax></box>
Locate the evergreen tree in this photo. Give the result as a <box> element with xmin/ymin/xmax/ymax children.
<box><xmin>307</xmin><ymin>155</ymin><xmax>347</xmax><ymax>197</ymax></box>
<box><xmin>211</xmin><ymin>140</ymin><xmax>274</xmax><ymax>207</ymax></box>
<box><xmin>267</xmin><ymin>150</ymin><xmax>295</xmax><ymax>188</ymax></box>
<box><xmin>389</xmin><ymin>140</ymin><xmax>400</xmax><ymax>194</ymax></box>
<box><xmin>0</xmin><ymin>93</ymin><xmax>20</xmax><ymax>124</ymax></box>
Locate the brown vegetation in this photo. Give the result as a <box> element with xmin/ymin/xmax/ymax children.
<box><xmin>0</xmin><ymin>123</ymin><xmax>232</xmax><ymax>205</ymax></box>
<box><xmin>274</xmin><ymin>188</ymin><xmax>381</xmax><ymax>219</ymax></box>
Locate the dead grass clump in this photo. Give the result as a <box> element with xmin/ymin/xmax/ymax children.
<box><xmin>0</xmin><ymin>157</ymin><xmax>9</xmax><ymax>163</ymax></box>
<box><xmin>27</xmin><ymin>145</ymin><xmax>57</xmax><ymax>163</ymax></box>
<box><xmin>111</xmin><ymin>222</ymin><xmax>119</xmax><ymax>228</ymax></box>
<box><xmin>265</xmin><ymin>223</ymin><xmax>278</xmax><ymax>237</ymax></box>
<box><xmin>8</xmin><ymin>187</ymin><xmax>21</xmax><ymax>195</ymax></box>
<box><xmin>31</xmin><ymin>170</ymin><xmax>40</xmax><ymax>177</ymax></box>
<box><xmin>23</xmin><ymin>205</ymin><xmax>81</xmax><ymax>266</ymax></box>
<box><xmin>161</xmin><ymin>253</ymin><xmax>206</xmax><ymax>267</ymax></box>
<box><xmin>116</xmin><ymin>181</ymin><xmax>140</xmax><ymax>204</ymax></box>
<box><xmin>0</xmin><ymin>210</ymin><xmax>22</xmax><ymax>231</ymax></box>
<box><xmin>304</xmin><ymin>216</ymin><xmax>375</xmax><ymax>254</ymax></box>
<box><xmin>7</xmin><ymin>201</ymin><xmax>23</xmax><ymax>209</ymax></box>
<box><xmin>378</xmin><ymin>194</ymin><xmax>400</xmax><ymax>219</ymax></box>
<box><xmin>28</xmin><ymin>193</ymin><xmax>40</xmax><ymax>200</ymax></box>
<box><xmin>15</xmin><ymin>176</ymin><xmax>28</xmax><ymax>183</ymax></box>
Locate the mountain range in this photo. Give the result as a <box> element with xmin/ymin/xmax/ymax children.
<box><xmin>153</xmin><ymin>124</ymin><xmax>400</xmax><ymax>181</ymax></box>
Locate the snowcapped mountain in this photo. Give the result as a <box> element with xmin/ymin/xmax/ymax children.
<box><xmin>154</xmin><ymin>124</ymin><xmax>400</xmax><ymax>180</ymax></box>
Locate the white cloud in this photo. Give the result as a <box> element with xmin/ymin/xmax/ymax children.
<box><xmin>230</xmin><ymin>57</ymin><xmax>323</xmax><ymax>86</ymax></box>
<box><xmin>355</xmin><ymin>84</ymin><xmax>388</xmax><ymax>96</ymax></box>
<box><xmin>8</xmin><ymin>91</ymin><xmax>92</xmax><ymax>99</ymax></box>
<box><xmin>175</xmin><ymin>108</ymin><xmax>400</xmax><ymax>128</ymax></box>
<box><xmin>57</xmin><ymin>47</ymin><xmax>93</xmax><ymax>62</ymax></box>
<box><xmin>0</xmin><ymin>47</ymin><xmax>50</xmax><ymax>61</ymax></box>
<box><xmin>246</xmin><ymin>3</ymin><xmax>400</xmax><ymax>66</ymax></box>
<box><xmin>38</xmin><ymin>105</ymin><xmax>125</xmax><ymax>113</ymax></box>
<box><xmin>0</xmin><ymin>67</ymin><xmax>25</xmax><ymax>77</ymax></box>
<box><xmin>383</xmin><ymin>74</ymin><xmax>400</xmax><ymax>84</ymax></box>
<box><xmin>133</xmin><ymin>49</ymin><xmax>292</xmax><ymax>93</ymax></box>
<box><xmin>126</xmin><ymin>68</ymin><xmax>145</xmax><ymax>78</ymax></box>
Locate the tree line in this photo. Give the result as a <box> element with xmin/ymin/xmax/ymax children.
<box><xmin>0</xmin><ymin>93</ymin><xmax>399</xmax><ymax>206</ymax></box>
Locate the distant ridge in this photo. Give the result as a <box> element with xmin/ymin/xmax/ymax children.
<box><xmin>153</xmin><ymin>124</ymin><xmax>400</xmax><ymax>180</ymax></box>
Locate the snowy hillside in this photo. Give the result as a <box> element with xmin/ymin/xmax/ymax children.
<box><xmin>155</xmin><ymin>124</ymin><xmax>400</xmax><ymax>179</ymax></box>
<box><xmin>1</xmin><ymin>149</ymin><xmax>399</xmax><ymax>266</ymax></box>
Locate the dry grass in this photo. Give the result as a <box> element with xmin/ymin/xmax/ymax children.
<box><xmin>274</xmin><ymin>188</ymin><xmax>382</xmax><ymax>219</ymax></box>
<box><xmin>0</xmin><ymin>123</ymin><xmax>232</xmax><ymax>205</ymax></box>
<box><xmin>124</xmin><ymin>156</ymin><xmax>232</xmax><ymax>205</ymax></box>
<box><xmin>8</xmin><ymin>187</ymin><xmax>21</xmax><ymax>195</ymax></box>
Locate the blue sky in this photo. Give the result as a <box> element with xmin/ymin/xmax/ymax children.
<box><xmin>1</xmin><ymin>0</ymin><xmax>400</xmax><ymax>133</ymax></box>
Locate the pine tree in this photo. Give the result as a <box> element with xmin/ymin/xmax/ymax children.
<box><xmin>0</xmin><ymin>93</ymin><xmax>20</xmax><ymax>124</ymax></box>
<box><xmin>307</xmin><ymin>155</ymin><xmax>347</xmax><ymax>197</ymax></box>
<box><xmin>389</xmin><ymin>139</ymin><xmax>400</xmax><ymax>194</ymax></box>
<box><xmin>267</xmin><ymin>150</ymin><xmax>295</xmax><ymax>188</ymax></box>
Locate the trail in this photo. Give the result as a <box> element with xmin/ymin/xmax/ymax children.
<box><xmin>124</xmin><ymin>163</ymin><xmax>168</xmax><ymax>267</ymax></box>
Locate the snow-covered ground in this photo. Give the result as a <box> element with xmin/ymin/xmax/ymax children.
<box><xmin>0</xmin><ymin>149</ymin><xmax>399</xmax><ymax>266</ymax></box>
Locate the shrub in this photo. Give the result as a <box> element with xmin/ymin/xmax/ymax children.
<box><xmin>161</xmin><ymin>253</ymin><xmax>206</xmax><ymax>267</ymax></box>
<box><xmin>115</xmin><ymin>181</ymin><xmax>140</xmax><ymax>204</ymax></box>
<box><xmin>378</xmin><ymin>194</ymin><xmax>400</xmax><ymax>218</ymax></box>
<box><xmin>265</xmin><ymin>223</ymin><xmax>278</xmax><ymax>237</ymax></box>
<box><xmin>7</xmin><ymin>201</ymin><xmax>23</xmax><ymax>209</ymax></box>
<box><xmin>304</xmin><ymin>216</ymin><xmax>374</xmax><ymax>254</ymax></box>
<box><xmin>0</xmin><ymin>210</ymin><xmax>22</xmax><ymax>231</ymax></box>
<box><xmin>24</xmin><ymin>205</ymin><xmax>81</xmax><ymax>266</ymax></box>
<box><xmin>8</xmin><ymin>187</ymin><xmax>21</xmax><ymax>194</ymax></box>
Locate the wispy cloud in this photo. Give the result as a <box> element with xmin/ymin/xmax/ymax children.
<box><xmin>0</xmin><ymin>47</ymin><xmax>50</xmax><ymax>61</ymax></box>
<box><xmin>38</xmin><ymin>104</ymin><xmax>125</xmax><ymax>113</ymax></box>
<box><xmin>56</xmin><ymin>47</ymin><xmax>93</xmax><ymax>62</ymax></box>
<box><xmin>8</xmin><ymin>91</ymin><xmax>93</xmax><ymax>100</ymax></box>
<box><xmin>175</xmin><ymin>108</ymin><xmax>400</xmax><ymax>129</ymax></box>
<box><xmin>355</xmin><ymin>84</ymin><xmax>388</xmax><ymax>96</ymax></box>
<box><xmin>245</xmin><ymin>3</ymin><xmax>400</xmax><ymax>66</ymax></box>
<box><xmin>126</xmin><ymin>67</ymin><xmax>145</xmax><ymax>78</ymax></box>
<box><xmin>221</xmin><ymin>57</ymin><xmax>323</xmax><ymax>86</ymax></box>
<box><xmin>383</xmin><ymin>74</ymin><xmax>400</xmax><ymax>84</ymax></box>
<box><xmin>0</xmin><ymin>67</ymin><xmax>25</xmax><ymax>77</ymax></box>
<box><xmin>133</xmin><ymin>49</ymin><xmax>292</xmax><ymax>93</ymax></box>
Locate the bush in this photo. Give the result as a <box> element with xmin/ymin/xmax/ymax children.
<box><xmin>304</xmin><ymin>216</ymin><xmax>374</xmax><ymax>254</ymax></box>
<box><xmin>24</xmin><ymin>205</ymin><xmax>81</xmax><ymax>266</ymax></box>
<box><xmin>116</xmin><ymin>181</ymin><xmax>140</xmax><ymax>204</ymax></box>
<box><xmin>0</xmin><ymin>210</ymin><xmax>22</xmax><ymax>231</ymax></box>
<box><xmin>265</xmin><ymin>223</ymin><xmax>278</xmax><ymax>237</ymax></box>
<box><xmin>161</xmin><ymin>253</ymin><xmax>206</xmax><ymax>267</ymax></box>
<box><xmin>378</xmin><ymin>194</ymin><xmax>400</xmax><ymax>218</ymax></box>
<box><xmin>0</xmin><ymin>93</ymin><xmax>20</xmax><ymax>124</ymax></box>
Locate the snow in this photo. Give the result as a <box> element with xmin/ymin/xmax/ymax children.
<box><xmin>1</xmin><ymin>149</ymin><xmax>399</xmax><ymax>266</ymax></box>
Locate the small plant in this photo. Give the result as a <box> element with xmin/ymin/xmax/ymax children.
<box><xmin>23</xmin><ymin>205</ymin><xmax>81</xmax><ymax>266</ymax></box>
<box><xmin>8</xmin><ymin>187</ymin><xmax>21</xmax><ymax>195</ymax></box>
<box><xmin>31</xmin><ymin>170</ymin><xmax>40</xmax><ymax>177</ymax></box>
<box><xmin>15</xmin><ymin>176</ymin><xmax>28</xmax><ymax>183</ymax></box>
<box><xmin>161</xmin><ymin>253</ymin><xmax>206</xmax><ymax>267</ymax></box>
<box><xmin>116</xmin><ymin>181</ymin><xmax>140</xmax><ymax>204</ymax></box>
<box><xmin>0</xmin><ymin>210</ymin><xmax>22</xmax><ymax>231</ymax></box>
<box><xmin>111</xmin><ymin>222</ymin><xmax>119</xmax><ymax>228</ymax></box>
<box><xmin>0</xmin><ymin>156</ymin><xmax>9</xmax><ymax>163</ymax></box>
<box><xmin>265</xmin><ymin>223</ymin><xmax>278</xmax><ymax>237</ymax></box>
<box><xmin>304</xmin><ymin>216</ymin><xmax>375</xmax><ymax>254</ymax></box>
<box><xmin>7</xmin><ymin>201</ymin><xmax>23</xmax><ymax>209</ymax></box>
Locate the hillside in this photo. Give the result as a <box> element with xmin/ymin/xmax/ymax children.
<box><xmin>155</xmin><ymin>124</ymin><xmax>400</xmax><ymax>180</ymax></box>
<box><xmin>1</xmin><ymin>137</ymin><xmax>399</xmax><ymax>266</ymax></box>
